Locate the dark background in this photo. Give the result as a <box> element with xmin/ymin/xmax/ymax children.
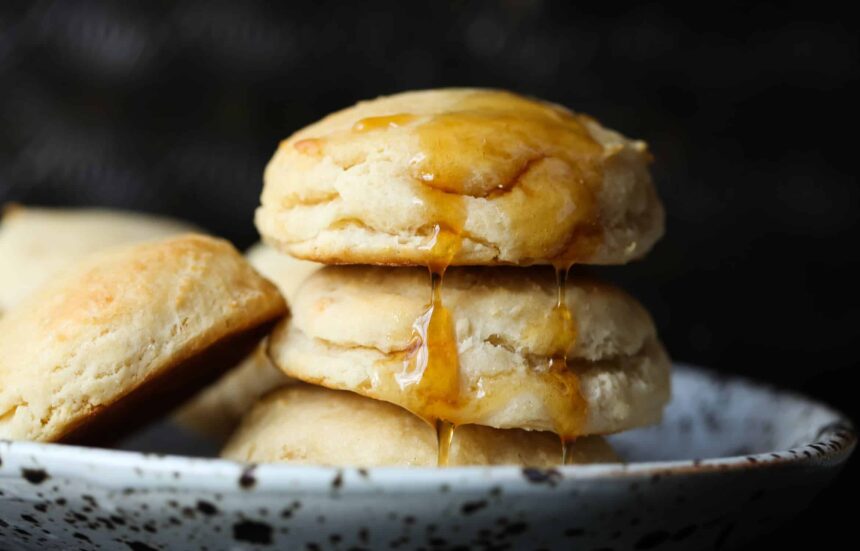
<box><xmin>1</xmin><ymin>1</ymin><xmax>857</xmax><ymax>548</ymax></box>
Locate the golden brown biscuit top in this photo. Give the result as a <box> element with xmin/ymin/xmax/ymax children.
<box><xmin>0</xmin><ymin>234</ymin><xmax>287</xmax><ymax>442</ymax></box>
<box><xmin>259</xmin><ymin>88</ymin><xmax>664</xmax><ymax>267</ymax></box>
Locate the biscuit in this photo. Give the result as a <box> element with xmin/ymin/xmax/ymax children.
<box><xmin>222</xmin><ymin>385</ymin><xmax>618</xmax><ymax>467</ymax></box>
<box><xmin>0</xmin><ymin>205</ymin><xmax>200</xmax><ymax>313</ymax></box>
<box><xmin>0</xmin><ymin>234</ymin><xmax>286</xmax><ymax>443</ymax></box>
<box><xmin>256</xmin><ymin>88</ymin><xmax>663</xmax><ymax>267</ymax></box>
<box><xmin>173</xmin><ymin>243</ymin><xmax>319</xmax><ymax>440</ymax></box>
<box><xmin>268</xmin><ymin>266</ymin><xmax>670</xmax><ymax>436</ymax></box>
<box><xmin>172</xmin><ymin>343</ymin><xmax>290</xmax><ymax>441</ymax></box>
<box><xmin>244</xmin><ymin>242</ymin><xmax>322</xmax><ymax>302</ymax></box>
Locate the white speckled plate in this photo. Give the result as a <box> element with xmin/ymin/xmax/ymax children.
<box><xmin>0</xmin><ymin>365</ymin><xmax>855</xmax><ymax>551</ymax></box>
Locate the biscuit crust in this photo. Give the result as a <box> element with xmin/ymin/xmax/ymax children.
<box><xmin>256</xmin><ymin>88</ymin><xmax>663</xmax><ymax>266</ymax></box>
<box><xmin>0</xmin><ymin>205</ymin><xmax>198</xmax><ymax>312</ymax></box>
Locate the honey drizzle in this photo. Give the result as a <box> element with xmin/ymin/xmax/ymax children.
<box><xmin>405</xmin><ymin>262</ymin><xmax>463</xmax><ymax>467</ymax></box>
<box><xmin>350</xmin><ymin>111</ymin><xmax>467</xmax><ymax>467</ymax></box>
<box><xmin>395</xmin><ymin>230</ymin><xmax>464</xmax><ymax>467</ymax></box>
<box><xmin>551</xmin><ymin>262</ymin><xmax>574</xmax><ymax>370</ymax></box>
<box><xmin>561</xmin><ymin>439</ymin><xmax>576</xmax><ymax>465</ymax></box>
<box><xmin>346</xmin><ymin>91</ymin><xmax>606</xmax><ymax>466</ymax></box>
<box><xmin>435</xmin><ymin>419</ymin><xmax>456</xmax><ymax>467</ymax></box>
<box><xmin>547</xmin><ymin>261</ymin><xmax>586</xmax><ymax>463</ymax></box>
<box><xmin>397</xmin><ymin>270</ymin><xmax>461</xmax><ymax>411</ymax></box>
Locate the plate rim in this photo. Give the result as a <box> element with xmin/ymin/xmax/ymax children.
<box><xmin>0</xmin><ymin>363</ymin><xmax>855</xmax><ymax>493</ymax></box>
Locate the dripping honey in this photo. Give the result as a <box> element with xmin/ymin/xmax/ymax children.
<box><xmin>396</xmin><ymin>272</ymin><xmax>461</xmax><ymax>418</ymax></box>
<box><xmin>562</xmin><ymin>439</ymin><xmax>576</xmax><ymax>465</ymax></box>
<box><xmin>435</xmin><ymin>419</ymin><xmax>456</xmax><ymax>467</ymax></box>
<box><xmin>553</xmin><ymin>262</ymin><xmax>586</xmax><ymax>462</ymax></box>
<box><xmin>545</xmin><ymin>262</ymin><xmax>588</xmax><ymax>458</ymax></box>
<box><xmin>344</xmin><ymin>91</ymin><xmax>604</xmax><ymax>464</ymax></box>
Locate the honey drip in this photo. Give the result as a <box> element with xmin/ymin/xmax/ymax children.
<box><xmin>546</xmin><ymin>262</ymin><xmax>587</xmax><ymax>460</ymax></box>
<box><xmin>402</xmin><ymin>107</ymin><xmax>473</xmax><ymax>467</ymax></box>
<box><xmin>549</xmin><ymin>263</ymin><xmax>575</xmax><ymax>370</ymax></box>
<box><xmin>396</xmin><ymin>269</ymin><xmax>462</xmax><ymax>467</ymax></box>
<box><xmin>414</xmin><ymin>249</ymin><xmax>464</xmax><ymax>472</ymax></box>
<box><xmin>561</xmin><ymin>438</ymin><xmax>576</xmax><ymax>465</ymax></box>
<box><xmin>397</xmin><ymin>272</ymin><xmax>460</xmax><ymax>410</ymax></box>
<box><xmin>436</xmin><ymin>419</ymin><xmax>456</xmax><ymax>467</ymax></box>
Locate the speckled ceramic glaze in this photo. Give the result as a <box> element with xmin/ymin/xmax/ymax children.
<box><xmin>0</xmin><ymin>365</ymin><xmax>855</xmax><ymax>551</ymax></box>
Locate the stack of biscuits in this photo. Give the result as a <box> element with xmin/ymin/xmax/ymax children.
<box><xmin>226</xmin><ymin>88</ymin><xmax>670</xmax><ymax>467</ymax></box>
<box><xmin>0</xmin><ymin>89</ymin><xmax>670</xmax><ymax>469</ymax></box>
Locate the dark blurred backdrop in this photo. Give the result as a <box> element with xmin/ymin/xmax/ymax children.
<box><xmin>0</xmin><ymin>1</ymin><xmax>857</xmax><ymax>547</ymax></box>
